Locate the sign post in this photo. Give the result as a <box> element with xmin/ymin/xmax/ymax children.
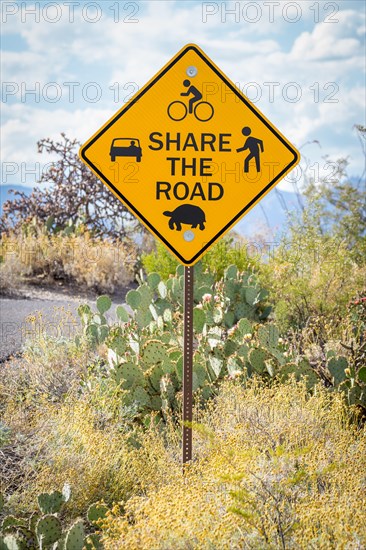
<box><xmin>183</xmin><ymin>266</ymin><xmax>194</xmax><ymax>464</ymax></box>
<box><xmin>79</xmin><ymin>43</ymin><xmax>300</xmax><ymax>465</ymax></box>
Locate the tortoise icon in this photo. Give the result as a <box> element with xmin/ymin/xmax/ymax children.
<box><xmin>163</xmin><ymin>205</ymin><xmax>206</xmax><ymax>231</ymax></box>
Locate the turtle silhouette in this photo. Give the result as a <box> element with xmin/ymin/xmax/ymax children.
<box><xmin>163</xmin><ymin>204</ymin><xmax>206</xmax><ymax>231</ymax></box>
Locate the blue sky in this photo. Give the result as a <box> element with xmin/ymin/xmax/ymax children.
<box><xmin>1</xmin><ymin>0</ymin><xmax>365</xmax><ymax>190</ymax></box>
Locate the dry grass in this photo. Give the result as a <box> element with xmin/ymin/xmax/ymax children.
<box><xmin>0</xmin><ymin>231</ymin><xmax>137</xmax><ymax>293</ymax></box>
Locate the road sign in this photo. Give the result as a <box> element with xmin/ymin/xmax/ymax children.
<box><xmin>80</xmin><ymin>43</ymin><xmax>300</xmax><ymax>265</ymax></box>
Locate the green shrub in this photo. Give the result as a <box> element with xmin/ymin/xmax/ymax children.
<box><xmin>259</xmin><ymin>204</ymin><xmax>366</xmax><ymax>333</ymax></box>
<box><xmin>142</xmin><ymin>236</ymin><xmax>258</xmax><ymax>280</ymax></box>
<box><xmin>141</xmin><ymin>241</ymin><xmax>179</xmax><ymax>280</ymax></box>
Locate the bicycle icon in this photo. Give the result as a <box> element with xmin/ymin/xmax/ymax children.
<box><xmin>167</xmin><ymin>100</ymin><xmax>214</xmax><ymax>122</ymax></box>
<box><xmin>167</xmin><ymin>79</ymin><xmax>214</xmax><ymax>122</ymax></box>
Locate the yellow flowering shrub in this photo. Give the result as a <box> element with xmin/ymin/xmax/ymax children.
<box><xmin>102</xmin><ymin>380</ymin><xmax>366</xmax><ymax>549</ymax></box>
<box><xmin>6</xmin><ymin>389</ymin><xmax>134</xmax><ymax>516</ymax></box>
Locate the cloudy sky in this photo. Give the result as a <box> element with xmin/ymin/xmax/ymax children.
<box><xmin>1</xmin><ymin>0</ymin><xmax>365</xmax><ymax>191</ymax></box>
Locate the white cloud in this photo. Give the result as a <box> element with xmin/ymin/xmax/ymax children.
<box><xmin>1</xmin><ymin>1</ymin><xmax>365</xmax><ymax>191</ymax></box>
<box><xmin>292</xmin><ymin>10</ymin><xmax>365</xmax><ymax>61</ymax></box>
<box><xmin>1</xmin><ymin>103</ymin><xmax>113</xmax><ymax>163</ymax></box>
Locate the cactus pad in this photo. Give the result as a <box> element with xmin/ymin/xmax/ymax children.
<box><xmin>96</xmin><ymin>295</ymin><xmax>112</xmax><ymax>314</ymax></box>
<box><xmin>279</xmin><ymin>363</ymin><xmax>318</xmax><ymax>389</ymax></box>
<box><xmin>28</xmin><ymin>512</ymin><xmax>40</xmax><ymax>534</ymax></box>
<box><xmin>36</xmin><ymin>515</ymin><xmax>62</xmax><ymax>546</ymax></box>
<box><xmin>136</xmin><ymin>309</ymin><xmax>153</xmax><ymax>328</ymax></box>
<box><xmin>248</xmin><ymin>348</ymin><xmax>267</xmax><ymax>373</ymax></box>
<box><xmin>358</xmin><ymin>366</ymin><xmax>366</xmax><ymax>384</ymax></box>
<box><xmin>224</xmin><ymin>339</ymin><xmax>237</xmax><ymax>357</ymax></box>
<box><xmin>160</xmin><ymin>375</ymin><xmax>176</xmax><ymax>402</ymax></box>
<box><xmin>193</xmin><ymin>308</ymin><xmax>206</xmax><ymax>333</ymax></box>
<box><xmin>245</xmin><ymin>286</ymin><xmax>258</xmax><ymax>306</ymax></box>
<box><xmin>175</xmin><ymin>355</ymin><xmax>183</xmax><ymax>382</ymax></box>
<box><xmin>2</xmin><ymin>517</ymin><xmax>27</xmax><ymax>531</ymax></box>
<box><xmin>158</xmin><ymin>281</ymin><xmax>167</xmax><ymax>299</ymax></box>
<box><xmin>149</xmin><ymin>395</ymin><xmax>163</xmax><ymax>411</ymax></box>
<box><xmin>142</xmin><ymin>340</ymin><xmax>168</xmax><ymax>366</ymax></box>
<box><xmin>258</xmin><ymin>325</ymin><xmax>279</xmax><ymax>349</ymax></box>
<box><xmin>126</xmin><ymin>290</ymin><xmax>142</xmax><ymax>310</ymax></box>
<box><xmin>116</xmin><ymin>305</ymin><xmax>129</xmax><ymax>323</ymax></box>
<box><xmin>194</xmin><ymin>362</ymin><xmax>207</xmax><ymax>386</ymax></box>
<box><xmin>227</xmin><ymin>355</ymin><xmax>244</xmax><ymax>376</ymax></box>
<box><xmin>208</xmin><ymin>355</ymin><xmax>223</xmax><ymax>378</ymax></box>
<box><xmin>237</xmin><ymin>318</ymin><xmax>252</xmax><ymax>336</ymax></box>
<box><xmin>234</xmin><ymin>303</ymin><xmax>253</xmax><ymax>320</ymax></box>
<box><xmin>224</xmin><ymin>311</ymin><xmax>235</xmax><ymax>328</ymax></box>
<box><xmin>87</xmin><ymin>503</ymin><xmax>108</xmax><ymax>525</ymax></box>
<box><xmin>146</xmin><ymin>365</ymin><xmax>164</xmax><ymax>392</ymax></box>
<box><xmin>147</xmin><ymin>272</ymin><xmax>161</xmax><ymax>289</ymax></box>
<box><xmin>65</xmin><ymin>520</ymin><xmax>85</xmax><ymax>550</ymax></box>
<box><xmin>237</xmin><ymin>343</ymin><xmax>249</xmax><ymax>359</ymax></box>
<box><xmin>327</xmin><ymin>356</ymin><xmax>348</xmax><ymax>385</ymax></box>
<box><xmin>224</xmin><ymin>264</ymin><xmax>238</xmax><ymax>280</ymax></box>
<box><xmin>113</xmin><ymin>363</ymin><xmax>144</xmax><ymax>389</ymax></box>
<box><xmin>37</xmin><ymin>491</ymin><xmax>64</xmax><ymax>514</ymax></box>
<box><xmin>132</xmin><ymin>386</ymin><xmax>151</xmax><ymax>408</ymax></box>
<box><xmin>3</xmin><ymin>528</ymin><xmax>36</xmax><ymax>550</ymax></box>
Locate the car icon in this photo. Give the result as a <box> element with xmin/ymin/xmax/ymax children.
<box><xmin>110</xmin><ymin>138</ymin><xmax>142</xmax><ymax>162</ymax></box>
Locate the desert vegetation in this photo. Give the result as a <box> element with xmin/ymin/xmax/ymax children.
<box><xmin>0</xmin><ymin>133</ymin><xmax>365</xmax><ymax>549</ymax></box>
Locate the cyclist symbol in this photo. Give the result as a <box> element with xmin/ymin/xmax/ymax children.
<box><xmin>167</xmin><ymin>80</ymin><xmax>214</xmax><ymax>122</ymax></box>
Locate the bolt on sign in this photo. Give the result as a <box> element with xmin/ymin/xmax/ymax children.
<box><xmin>79</xmin><ymin>44</ymin><xmax>300</xmax><ymax>265</ymax></box>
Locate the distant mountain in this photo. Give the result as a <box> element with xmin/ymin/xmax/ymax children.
<box><xmin>0</xmin><ymin>184</ymin><xmax>303</xmax><ymax>239</ymax></box>
<box><xmin>0</xmin><ymin>185</ymin><xmax>31</xmax><ymax>215</ymax></box>
<box><xmin>232</xmin><ymin>188</ymin><xmax>305</xmax><ymax>240</ymax></box>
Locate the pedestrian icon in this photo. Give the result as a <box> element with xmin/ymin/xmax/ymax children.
<box><xmin>236</xmin><ymin>127</ymin><xmax>264</xmax><ymax>172</ymax></box>
<box><xmin>167</xmin><ymin>80</ymin><xmax>214</xmax><ymax>122</ymax></box>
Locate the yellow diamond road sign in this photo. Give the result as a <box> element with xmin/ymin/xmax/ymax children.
<box><xmin>80</xmin><ymin>44</ymin><xmax>300</xmax><ymax>265</ymax></box>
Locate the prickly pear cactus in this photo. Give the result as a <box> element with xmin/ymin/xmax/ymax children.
<box><xmin>37</xmin><ymin>491</ymin><xmax>65</xmax><ymax>515</ymax></box>
<box><xmin>141</xmin><ymin>340</ymin><xmax>168</xmax><ymax>366</ymax></box>
<box><xmin>1</xmin><ymin>517</ymin><xmax>27</xmax><ymax>531</ymax></box>
<box><xmin>96</xmin><ymin>295</ymin><xmax>112</xmax><ymax>315</ymax></box>
<box><xmin>116</xmin><ymin>305</ymin><xmax>129</xmax><ymax>323</ymax></box>
<box><xmin>113</xmin><ymin>362</ymin><xmax>144</xmax><ymax>389</ymax></box>
<box><xmin>126</xmin><ymin>289</ymin><xmax>142</xmax><ymax>310</ymax></box>
<box><xmin>146</xmin><ymin>365</ymin><xmax>164</xmax><ymax>393</ymax></box>
<box><xmin>0</xmin><ymin>489</ymin><xmax>108</xmax><ymax>550</ymax></box>
<box><xmin>87</xmin><ymin>503</ymin><xmax>108</xmax><ymax>526</ymax></box>
<box><xmin>132</xmin><ymin>386</ymin><xmax>151</xmax><ymax>408</ymax></box>
<box><xmin>36</xmin><ymin>515</ymin><xmax>62</xmax><ymax>547</ymax></box>
<box><xmin>327</xmin><ymin>356</ymin><xmax>348</xmax><ymax>385</ymax></box>
<box><xmin>3</xmin><ymin>528</ymin><xmax>36</xmax><ymax>550</ymax></box>
<box><xmin>248</xmin><ymin>348</ymin><xmax>267</xmax><ymax>374</ymax></box>
<box><xmin>147</xmin><ymin>272</ymin><xmax>161</xmax><ymax>290</ymax></box>
<box><xmin>279</xmin><ymin>360</ymin><xmax>318</xmax><ymax>389</ymax></box>
<box><xmin>257</xmin><ymin>325</ymin><xmax>279</xmax><ymax>350</ymax></box>
<box><xmin>64</xmin><ymin>520</ymin><xmax>85</xmax><ymax>550</ymax></box>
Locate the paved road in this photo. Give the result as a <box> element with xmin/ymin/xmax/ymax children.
<box><xmin>0</xmin><ymin>289</ymin><xmax>128</xmax><ymax>361</ymax></box>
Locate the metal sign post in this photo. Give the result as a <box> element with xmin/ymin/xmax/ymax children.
<box><xmin>183</xmin><ymin>266</ymin><xmax>194</xmax><ymax>465</ymax></box>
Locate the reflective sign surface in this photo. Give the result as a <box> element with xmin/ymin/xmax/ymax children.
<box><xmin>80</xmin><ymin>44</ymin><xmax>300</xmax><ymax>265</ymax></box>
